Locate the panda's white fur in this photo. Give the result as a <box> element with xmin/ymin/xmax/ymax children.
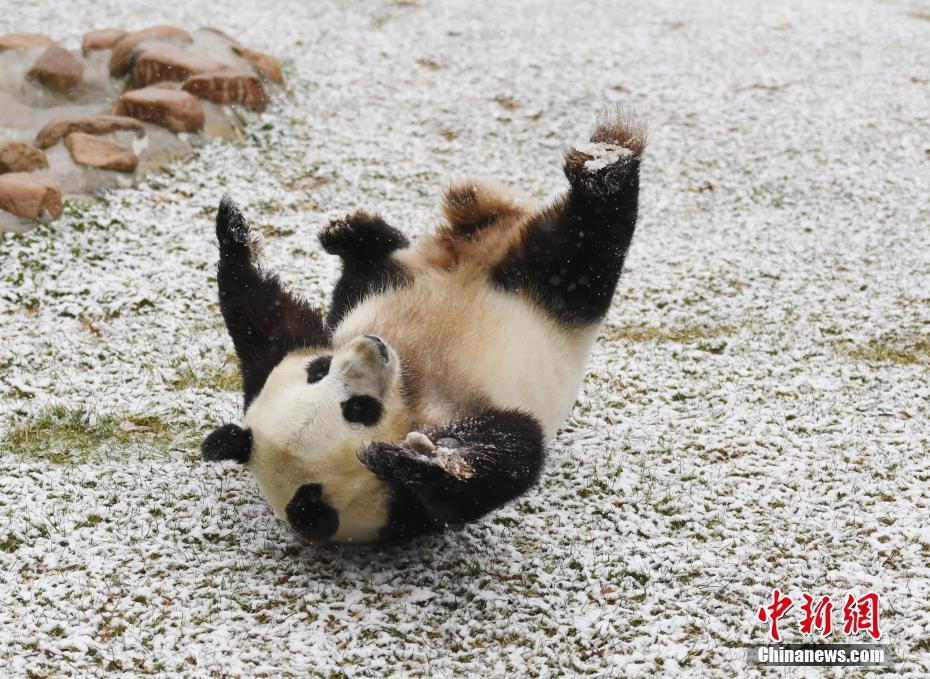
<box><xmin>244</xmin><ymin>273</ymin><xmax>599</xmax><ymax>542</ymax></box>
<box><xmin>335</xmin><ymin>271</ymin><xmax>601</xmax><ymax>439</ymax></box>
<box><xmin>204</xmin><ymin>110</ymin><xmax>645</xmax><ymax>544</ymax></box>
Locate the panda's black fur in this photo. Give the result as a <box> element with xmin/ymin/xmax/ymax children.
<box><xmin>203</xmin><ymin>110</ymin><xmax>645</xmax><ymax>543</ymax></box>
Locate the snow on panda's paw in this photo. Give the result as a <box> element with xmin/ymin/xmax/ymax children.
<box><xmin>402</xmin><ymin>431</ymin><xmax>437</xmax><ymax>455</ymax></box>
<box><xmin>571</xmin><ymin>142</ymin><xmax>634</xmax><ymax>173</ymax></box>
<box><xmin>435</xmin><ymin>450</ymin><xmax>473</xmax><ymax>480</ymax></box>
<box><xmin>360</xmin><ymin>435</ymin><xmax>474</xmax><ymax>486</ymax></box>
<box><xmin>563</xmin><ymin>108</ymin><xmax>645</xmax><ymax>196</ymax></box>
<box><xmin>564</xmin><ymin>140</ymin><xmax>640</xmax><ymax>197</ymax></box>
<box><xmin>401</xmin><ymin>432</ymin><xmax>472</xmax><ymax>479</ymax></box>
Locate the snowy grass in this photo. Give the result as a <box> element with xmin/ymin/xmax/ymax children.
<box><xmin>842</xmin><ymin>334</ymin><xmax>930</xmax><ymax>367</ymax></box>
<box><xmin>3</xmin><ymin>405</ymin><xmax>174</xmax><ymax>464</ymax></box>
<box><xmin>2</xmin><ymin>0</ymin><xmax>930</xmax><ymax>676</ymax></box>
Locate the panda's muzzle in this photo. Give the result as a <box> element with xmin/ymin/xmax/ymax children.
<box><xmin>364</xmin><ymin>335</ymin><xmax>390</xmax><ymax>363</ymax></box>
<box><xmin>337</xmin><ymin>335</ymin><xmax>397</xmax><ymax>396</ymax></box>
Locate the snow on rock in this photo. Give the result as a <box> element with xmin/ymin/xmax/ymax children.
<box><xmin>0</xmin><ymin>24</ymin><xmax>284</xmax><ymax>231</ymax></box>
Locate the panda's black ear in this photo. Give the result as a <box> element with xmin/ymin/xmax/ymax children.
<box><xmin>201</xmin><ymin>423</ymin><xmax>252</xmax><ymax>464</ymax></box>
<box><xmin>286</xmin><ymin>484</ymin><xmax>339</xmax><ymax>542</ymax></box>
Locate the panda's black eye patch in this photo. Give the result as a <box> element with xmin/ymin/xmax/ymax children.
<box><xmin>341</xmin><ymin>395</ymin><xmax>383</xmax><ymax>426</ymax></box>
<box><xmin>306</xmin><ymin>356</ymin><xmax>332</xmax><ymax>384</ymax></box>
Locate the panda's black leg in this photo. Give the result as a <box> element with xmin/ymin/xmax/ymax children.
<box><xmin>493</xmin><ymin>110</ymin><xmax>645</xmax><ymax>326</ymax></box>
<box><xmin>319</xmin><ymin>212</ymin><xmax>410</xmax><ymax>327</ymax></box>
<box><xmin>359</xmin><ymin>409</ymin><xmax>545</xmax><ymax>528</ymax></box>
<box><xmin>215</xmin><ymin>195</ymin><xmax>330</xmax><ymax>407</ymax></box>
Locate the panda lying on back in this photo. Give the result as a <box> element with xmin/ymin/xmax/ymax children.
<box><xmin>202</xmin><ymin>110</ymin><xmax>645</xmax><ymax>543</ymax></box>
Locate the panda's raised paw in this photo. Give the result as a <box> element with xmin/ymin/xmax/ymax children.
<box><xmin>319</xmin><ymin>210</ymin><xmax>409</xmax><ymax>262</ymax></box>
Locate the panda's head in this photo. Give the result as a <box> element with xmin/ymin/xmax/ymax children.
<box><xmin>202</xmin><ymin>335</ymin><xmax>406</xmax><ymax>541</ymax></box>
<box><xmin>203</xmin><ymin>334</ymin><xmax>408</xmax><ymax>543</ymax></box>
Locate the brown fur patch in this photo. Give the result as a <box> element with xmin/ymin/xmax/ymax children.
<box><xmin>345</xmin><ymin>209</ymin><xmax>381</xmax><ymax>224</ymax></box>
<box><xmin>441</xmin><ymin>181</ymin><xmax>530</xmax><ymax>236</ymax></box>
<box><xmin>396</xmin><ymin>214</ymin><xmax>532</xmax><ymax>276</ymax></box>
<box><xmin>395</xmin><ymin>182</ymin><xmax>534</xmax><ymax>275</ymax></box>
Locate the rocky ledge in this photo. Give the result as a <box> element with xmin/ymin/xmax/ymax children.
<box><xmin>0</xmin><ymin>25</ymin><xmax>284</xmax><ymax>232</ymax></box>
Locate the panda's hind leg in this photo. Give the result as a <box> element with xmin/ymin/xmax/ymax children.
<box><xmin>493</xmin><ymin>109</ymin><xmax>645</xmax><ymax>327</ymax></box>
<box><xmin>441</xmin><ymin>181</ymin><xmax>530</xmax><ymax>237</ymax></box>
<box><xmin>319</xmin><ymin>211</ymin><xmax>410</xmax><ymax>327</ymax></box>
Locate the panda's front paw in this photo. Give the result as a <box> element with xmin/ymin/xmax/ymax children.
<box><xmin>357</xmin><ymin>442</ymin><xmax>399</xmax><ymax>479</ymax></box>
<box><xmin>359</xmin><ymin>442</ymin><xmax>447</xmax><ymax>487</ymax></box>
<box><xmin>319</xmin><ymin>211</ymin><xmax>409</xmax><ymax>260</ymax></box>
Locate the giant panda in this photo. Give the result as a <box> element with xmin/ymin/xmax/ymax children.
<box><xmin>202</xmin><ymin>110</ymin><xmax>645</xmax><ymax>543</ymax></box>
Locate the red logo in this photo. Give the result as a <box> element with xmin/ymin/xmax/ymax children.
<box><xmin>757</xmin><ymin>588</ymin><xmax>793</xmax><ymax>642</ymax></box>
<box><xmin>757</xmin><ymin>590</ymin><xmax>881</xmax><ymax>641</ymax></box>
<box><xmin>799</xmin><ymin>593</ymin><xmax>834</xmax><ymax>637</ymax></box>
<box><xmin>842</xmin><ymin>592</ymin><xmax>881</xmax><ymax>640</ymax></box>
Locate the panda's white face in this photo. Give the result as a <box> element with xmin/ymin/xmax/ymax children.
<box><xmin>242</xmin><ymin>334</ymin><xmax>408</xmax><ymax>541</ymax></box>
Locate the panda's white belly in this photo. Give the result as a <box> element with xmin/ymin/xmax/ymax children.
<box><xmin>335</xmin><ymin>272</ymin><xmax>599</xmax><ymax>439</ymax></box>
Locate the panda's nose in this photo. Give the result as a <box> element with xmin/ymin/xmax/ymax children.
<box><xmin>364</xmin><ymin>335</ymin><xmax>389</xmax><ymax>363</ymax></box>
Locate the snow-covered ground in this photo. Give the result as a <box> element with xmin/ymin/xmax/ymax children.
<box><xmin>1</xmin><ymin>0</ymin><xmax>929</xmax><ymax>675</ymax></box>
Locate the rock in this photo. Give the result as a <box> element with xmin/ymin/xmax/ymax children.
<box><xmin>35</xmin><ymin>115</ymin><xmax>146</xmax><ymax>149</ymax></box>
<box><xmin>182</xmin><ymin>71</ymin><xmax>267</xmax><ymax>111</ymax></box>
<box><xmin>28</xmin><ymin>45</ymin><xmax>85</xmax><ymax>92</ymax></box>
<box><xmin>109</xmin><ymin>25</ymin><xmax>191</xmax><ymax>77</ymax></box>
<box><xmin>64</xmin><ymin>133</ymin><xmax>138</xmax><ymax>173</ymax></box>
<box><xmin>0</xmin><ymin>142</ymin><xmax>48</xmax><ymax>173</ymax></box>
<box><xmin>115</xmin><ymin>87</ymin><xmax>204</xmax><ymax>133</ymax></box>
<box><xmin>0</xmin><ymin>33</ymin><xmax>55</xmax><ymax>52</ymax></box>
<box><xmin>81</xmin><ymin>29</ymin><xmax>128</xmax><ymax>55</ymax></box>
<box><xmin>232</xmin><ymin>45</ymin><xmax>283</xmax><ymax>83</ymax></box>
<box><xmin>0</xmin><ymin>173</ymin><xmax>62</xmax><ymax>220</ymax></box>
<box><xmin>131</xmin><ymin>45</ymin><xmax>226</xmax><ymax>87</ymax></box>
